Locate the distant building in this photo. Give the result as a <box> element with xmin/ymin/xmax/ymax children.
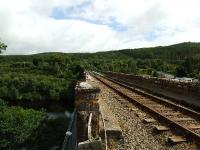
<box><xmin>179</xmin><ymin>77</ymin><xmax>198</xmax><ymax>83</ymax></box>
<box><xmin>172</xmin><ymin>77</ymin><xmax>198</xmax><ymax>83</ymax></box>
<box><xmin>156</xmin><ymin>71</ymin><xmax>199</xmax><ymax>83</ymax></box>
<box><xmin>157</xmin><ymin>71</ymin><xmax>175</xmax><ymax>79</ymax></box>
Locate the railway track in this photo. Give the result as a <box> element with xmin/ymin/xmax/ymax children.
<box><xmin>90</xmin><ymin>71</ymin><xmax>200</xmax><ymax>143</ymax></box>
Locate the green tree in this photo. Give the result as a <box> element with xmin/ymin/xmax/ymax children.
<box><xmin>0</xmin><ymin>103</ymin><xmax>46</xmax><ymax>149</ymax></box>
<box><xmin>175</xmin><ymin>66</ymin><xmax>187</xmax><ymax>77</ymax></box>
<box><xmin>152</xmin><ymin>71</ymin><xmax>158</xmax><ymax>77</ymax></box>
<box><xmin>0</xmin><ymin>41</ymin><xmax>7</xmax><ymax>53</ymax></box>
<box><xmin>183</xmin><ymin>58</ymin><xmax>192</xmax><ymax>74</ymax></box>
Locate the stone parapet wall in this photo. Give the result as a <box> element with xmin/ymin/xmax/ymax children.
<box><xmin>105</xmin><ymin>72</ymin><xmax>200</xmax><ymax>107</ymax></box>
<box><xmin>75</xmin><ymin>81</ymin><xmax>102</xmax><ymax>145</ymax></box>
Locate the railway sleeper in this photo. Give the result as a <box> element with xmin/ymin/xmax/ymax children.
<box><xmin>168</xmin><ymin>136</ymin><xmax>187</xmax><ymax>143</ymax></box>
<box><xmin>135</xmin><ymin>112</ymin><xmax>146</xmax><ymax>117</ymax></box>
<box><xmin>145</xmin><ymin>104</ymin><xmax>164</xmax><ymax>108</ymax></box>
<box><xmin>143</xmin><ymin>118</ymin><xmax>156</xmax><ymax>123</ymax></box>
<box><xmin>155</xmin><ymin>108</ymin><xmax>173</xmax><ymax>111</ymax></box>
<box><xmin>162</xmin><ymin>112</ymin><xmax>181</xmax><ymax>115</ymax></box>
<box><xmin>188</xmin><ymin>125</ymin><xmax>200</xmax><ymax>129</ymax></box>
<box><xmin>172</xmin><ymin>117</ymin><xmax>195</xmax><ymax>121</ymax></box>
<box><xmin>153</xmin><ymin>125</ymin><xmax>170</xmax><ymax>131</ymax></box>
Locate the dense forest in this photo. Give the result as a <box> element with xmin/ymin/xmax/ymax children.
<box><xmin>65</xmin><ymin>42</ymin><xmax>200</xmax><ymax>79</ymax></box>
<box><xmin>0</xmin><ymin>43</ymin><xmax>83</xmax><ymax>149</ymax></box>
<box><xmin>119</xmin><ymin>42</ymin><xmax>200</xmax><ymax>78</ymax></box>
<box><xmin>0</xmin><ymin>42</ymin><xmax>200</xmax><ymax>149</ymax></box>
<box><xmin>0</xmin><ymin>54</ymin><xmax>84</xmax><ymax>109</ymax></box>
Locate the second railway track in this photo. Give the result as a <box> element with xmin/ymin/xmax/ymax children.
<box><xmin>90</xmin><ymin>71</ymin><xmax>200</xmax><ymax>143</ymax></box>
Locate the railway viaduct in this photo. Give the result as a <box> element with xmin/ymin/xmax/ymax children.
<box><xmin>63</xmin><ymin>71</ymin><xmax>200</xmax><ymax>150</ymax></box>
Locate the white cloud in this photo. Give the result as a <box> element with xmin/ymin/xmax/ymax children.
<box><xmin>0</xmin><ymin>0</ymin><xmax>200</xmax><ymax>54</ymax></box>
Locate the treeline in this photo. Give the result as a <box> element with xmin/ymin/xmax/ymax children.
<box><xmin>119</xmin><ymin>42</ymin><xmax>200</xmax><ymax>78</ymax></box>
<box><xmin>0</xmin><ymin>54</ymin><xmax>84</xmax><ymax>110</ymax></box>
<box><xmin>120</xmin><ymin>42</ymin><xmax>200</xmax><ymax>60</ymax></box>
<box><xmin>80</xmin><ymin>42</ymin><xmax>200</xmax><ymax>79</ymax></box>
<box><xmin>0</xmin><ymin>73</ymin><xmax>71</xmax><ymax>102</ymax></box>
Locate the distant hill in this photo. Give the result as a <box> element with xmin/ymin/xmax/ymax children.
<box><xmin>81</xmin><ymin>42</ymin><xmax>200</xmax><ymax>78</ymax></box>
<box><xmin>0</xmin><ymin>42</ymin><xmax>200</xmax><ymax>79</ymax></box>
<box><xmin>118</xmin><ymin>42</ymin><xmax>200</xmax><ymax>60</ymax></box>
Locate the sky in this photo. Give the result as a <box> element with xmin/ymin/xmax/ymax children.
<box><xmin>0</xmin><ymin>0</ymin><xmax>200</xmax><ymax>54</ymax></box>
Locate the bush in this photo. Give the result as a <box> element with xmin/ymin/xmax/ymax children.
<box><xmin>0</xmin><ymin>99</ymin><xmax>46</xmax><ymax>149</ymax></box>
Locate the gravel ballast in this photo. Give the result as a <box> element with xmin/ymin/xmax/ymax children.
<box><xmin>87</xmin><ymin>75</ymin><xmax>199</xmax><ymax>150</ymax></box>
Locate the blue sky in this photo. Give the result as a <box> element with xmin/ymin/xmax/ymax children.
<box><xmin>51</xmin><ymin>6</ymin><xmax>127</xmax><ymax>32</ymax></box>
<box><xmin>0</xmin><ymin>0</ymin><xmax>200</xmax><ymax>54</ymax></box>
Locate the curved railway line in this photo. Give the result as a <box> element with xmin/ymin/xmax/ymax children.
<box><xmin>90</xmin><ymin>71</ymin><xmax>200</xmax><ymax>143</ymax></box>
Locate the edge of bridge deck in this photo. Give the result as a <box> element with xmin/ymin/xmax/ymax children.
<box><xmin>99</xmin><ymin>100</ymin><xmax>122</xmax><ymax>138</ymax></box>
<box><xmin>87</xmin><ymin>73</ymin><xmax>122</xmax><ymax>139</ymax></box>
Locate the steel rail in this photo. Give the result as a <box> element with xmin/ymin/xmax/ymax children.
<box><xmin>90</xmin><ymin>72</ymin><xmax>200</xmax><ymax>142</ymax></box>
<box><xmin>104</xmin><ymin>74</ymin><xmax>200</xmax><ymax>118</ymax></box>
